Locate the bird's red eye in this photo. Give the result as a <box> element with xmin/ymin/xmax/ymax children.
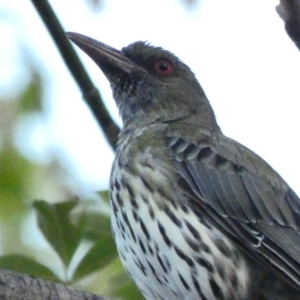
<box><xmin>154</xmin><ymin>60</ymin><xmax>173</xmax><ymax>76</ymax></box>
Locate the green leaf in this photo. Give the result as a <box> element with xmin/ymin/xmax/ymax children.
<box><xmin>33</xmin><ymin>199</ymin><xmax>81</xmax><ymax>266</ymax></box>
<box><xmin>75</xmin><ymin>211</ymin><xmax>112</xmax><ymax>241</ymax></box>
<box><xmin>18</xmin><ymin>71</ymin><xmax>42</xmax><ymax>113</ymax></box>
<box><xmin>0</xmin><ymin>254</ymin><xmax>59</xmax><ymax>281</ymax></box>
<box><xmin>96</xmin><ymin>190</ymin><xmax>110</xmax><ymax>203</ymax></box>
<box><xmin>107</xmin><ymin>259</ymin><xmax>143</xmax><ymax>300</ymax></box>
<box><xmin>113</xmin><ymin>279</ymin><xmax>143</xmax><ymax>300</ymax></box>
<box><xmin>0</xmin><ymin>147</ymin><xmax>34</xmax><ymax>214</ymax></box>
<box><xmin>72</xmin><ymin>234</ymin><xmax>117</xmax><ymax>281</ymax></box>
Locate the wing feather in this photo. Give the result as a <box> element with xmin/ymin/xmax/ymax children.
<box><xmin>170</xmin><ymin>136</ymin><xmax>300</xmax><ymax>290</ymax></box>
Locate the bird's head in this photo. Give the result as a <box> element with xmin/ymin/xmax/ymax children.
<box><xmin>67</xmin><ymin>32</ymin><xmax>219</xmax><ymax>130</ymax></box>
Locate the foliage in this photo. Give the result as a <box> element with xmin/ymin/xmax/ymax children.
<box><xmin>0</xmin><ymin>69</ymin><xmax>142</xmax><ymax>299</ymax></box>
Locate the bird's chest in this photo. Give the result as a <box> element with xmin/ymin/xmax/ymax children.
<box><xmin>109</xmin><ymin>136</ymin><xmax>250</xmax><ymax>300</ymax></box>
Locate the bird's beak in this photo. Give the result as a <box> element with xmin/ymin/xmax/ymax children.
<box><xmin>66</xmin><ymin>32</ymin><xmax>135</xmax><ymax>75</ymax></box>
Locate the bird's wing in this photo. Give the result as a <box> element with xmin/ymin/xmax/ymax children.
<box><xmin>168</xmin><ymin>135</ymin><xmax>300</xmax><ymax>290</ymax></box>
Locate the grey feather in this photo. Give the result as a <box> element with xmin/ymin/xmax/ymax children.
<box><xmin>170</xmin><ymin>135</ymin><xmax>300</xmax><ymax>290</ymax></box>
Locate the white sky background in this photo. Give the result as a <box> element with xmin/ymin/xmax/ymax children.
<box><xmin>1</xmin><ymin>0</ymin><xmax>300</xmax><ymax>196</ymax></box>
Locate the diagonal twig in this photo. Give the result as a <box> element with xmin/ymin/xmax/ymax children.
<box><xmin>31</xmin><ymin>0</ymin><xmax>120</xmax><ymax>151</ymax></box>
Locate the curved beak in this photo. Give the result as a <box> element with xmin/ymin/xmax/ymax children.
<box><xmin>66</xmin><ymin>32</ymin><xmax>135</xmax><ymax>75</ymax></box>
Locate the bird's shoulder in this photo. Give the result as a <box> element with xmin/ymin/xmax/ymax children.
<box><xmin>212</xmin><ymin>133</ymin><xmax>289</xmax><ymax>192</ymax></box>
<box><xmin>167</xmin><ymin>129</ymin><xmax>289</xmax><ymax>194</ymax></box>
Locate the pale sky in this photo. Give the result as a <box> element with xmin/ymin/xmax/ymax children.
<box><xmin>1</xmin><ymin>0</ymin><xmax>300</xmax><ymax>196</ymax></box>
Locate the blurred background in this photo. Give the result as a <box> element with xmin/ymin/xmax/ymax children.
<box><xmin>0</xmin><ymin>0</ymin><xmax>299</xmax><ymax>299</ymax></box>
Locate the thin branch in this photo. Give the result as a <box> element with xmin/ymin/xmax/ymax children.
<box><xmin>30</xmin><ymin>0</ymin><xmax>120</xmax><ymax>150</ymax></box>
<box><xmin>277</xmin><ymin>0</ymin><xmax>300</xmax><ymax>50</ymax></box>
<box><xmin>0</xmin><ymin>269</ymin><xmax>113</xmax><ymax>300</ymax></box>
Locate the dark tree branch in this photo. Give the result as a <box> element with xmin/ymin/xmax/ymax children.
<box><xmin>0</xmin><ymin>269</ymin><xmax>113</xmax><ymax>300</ymax></box>
<box><xmin>277</xmin><ymin>0</ymin><xmax>300</xmax><ymax>50</ymax></box>
<box><xmin>30</xmin><ymin>0</ymin><xmax>120</xmax><ymax>151</ymax></box>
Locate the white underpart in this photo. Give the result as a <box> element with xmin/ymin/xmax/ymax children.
<box><xmin>110</xmin><ymin>154</ymin><xmax>250</xmax><ymax>300</ymax></box>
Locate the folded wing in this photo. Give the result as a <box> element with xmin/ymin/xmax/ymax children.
<box><xmin>169</xmin><ymin>136</ymin><xmax>300</xmax><ymax>290</ymax></box>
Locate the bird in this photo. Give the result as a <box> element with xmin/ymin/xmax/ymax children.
<box><xmin>67</xmin><ymin>32</ymin><xmax>300</xmax><ymax>300</ymax></box>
